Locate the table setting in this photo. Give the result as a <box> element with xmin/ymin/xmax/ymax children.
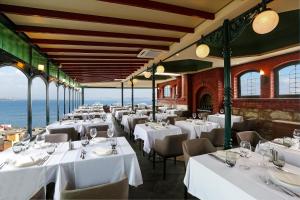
<box><xmin>121</xmin><ymin>114</ymin><xmax>148</xmax><ymax>133</ymax></box>
<box><xmin>133</xmin><ymin>123</ymin><xmax>182</xmax><ymax>153</ymax></box>
<box><xmin>0</xmin><ymin>133</ymin><xmax>143</xmax><ymax>200</ymax></box>
<box><xmin>184</xmin><ymin>139</ymin><xmax>300</xmax><ymax>200</ymax></box>
<box><xmin>175</xmin><ymin>118</ymin><xmax>220</xmax><ymax>139</ymax></box>
<box><xmin>207</xmin><ymin>113</ymin><xmax>243</xmax><ymax>128</ymax></box>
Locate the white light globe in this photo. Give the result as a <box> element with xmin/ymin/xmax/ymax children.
<box><xmin>196</xmin><ymin>44</ymin><xmax>210</xmax><ymax>58</ymax></box>
<box><xmin>252</xmin><ymin>10</ymin><xmax>279</xmax><ymax>34</ymax></box>
<box><xmin>132</xmin><ymin>79</ymin><xmax>138</xmax><ymax>84</ymax></box>
<box><xmin>144</xmin><ymin>71</ymin><xmax>151</xmax><ymax>78</ymax></box>
<box><xmin>156</xmin><ymin>65</ymin><xmax>165</xmax><ymax>73</ymax></box>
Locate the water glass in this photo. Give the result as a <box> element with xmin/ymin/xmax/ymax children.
<box><xmin>198</xmin><ymin>113</ymin><xmax>202</xmax><ymax>119</ymax></box>
<box><xmin>273</xmin><ymin>152</ymin><xmax>285</xmax><ymax>169</ymax></box>
<box><xmin>107</xmin><ymin>128</ymin><xmax>114</xmax><ymax>139</ymax></box>
<box><xmin>35</xmin><ymin>134</ymin><xmax>45</xmax><ymax>144</ymax></box>
<box><xmin>12</xmin><ymin>142</ymin><xmax>23</xmax><ymax>154</ymax></box>
<box><xmin>192</xmin><ymin>113</ymin><xmax>196</xmax><ymax>120</ymax></box>
<box><xmin>225</xmin><ymin>151</ymin><xmax>239</xmax><ymax>167</ymax></box>
<box><xmin>21</xmin><ymin>134</ymin><xmax>31</xmax><ymax>149</ymax></box>
<box><xmin>81</xmin><ymin>135</ymin><xmax>89</xmax><ymax>147</ymax></box>
<box><xmin>239</xmin><ymin>141</ymin><xmax>252</xmax><ymax>170</ymax></box>
<box><xmin>46</xmin><ymin>143</ymin><xmax>56</xmax><ymax>155</ymax></box>
<box><xmin>283</xmin><ymin>137</ymin><xmax>292</xmax><ymax>147</ymax></box>
<box><xmin>110</xmin><ymin>137</ymin><xmax>118</xmax><ymax>154</ymax></box>
<box><xmin>89</xmin><ymin>128</ymin><xmax>97</xmax><ymax>141</ymax></box>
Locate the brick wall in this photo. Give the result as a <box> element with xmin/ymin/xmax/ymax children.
<box><xmin>157</xmin><ymin>51</ymin><xmax>300</xmax><ymax>121</ymax></box>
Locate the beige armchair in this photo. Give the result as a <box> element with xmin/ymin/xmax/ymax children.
<box><xmin>236</xmin><ymin>131</ymin><xmax>264</xmax><ymax>149</ymax></box>
<box><xmin>45</xmin><ymin>134</ymin><xmax>68</xmax><ymax>143</ymax></box>
<box><xmin>153</xmin><ymin>133</ymin><xmax>188</xmax><ymax>179</ymax></box>
<box><xmin>85</xmin><ymin>125</ymin><xmax>109</xmax><ymax>139</ymax></box>
<box><xmin>48</xmin><ymin>127</ymin><xmax>78</xmax><ymax>141</ymax></box>
<box><xmin>61</xmin><ymin>177</ymin><xmax>129</xmax><ymax>199</ymax></box>
<box><xmin>200</xmin><ymin>128</ymin><xmax>225</xmax><ymax>148</ymax></box>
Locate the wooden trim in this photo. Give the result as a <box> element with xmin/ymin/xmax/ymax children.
<box><xmin>16</xmin><ymin>25</ymin><xmax>180</xmax><ymax>42</ymax></box>
<box><xmin>0</xmin><ymin>4</ymin><xmax>194</xmax><ymax>32</ymax></box>
<box><xmin>31</xmin><ymin>39</ymin><xmax>169</xmax><ymax>50</ymax></box>
<box><xmin>61</xmin><ymin>63</ymin><xmax>142</xmax><ymax>67</ymax></box>
<box><xmin>41</xmin><ymin>48</ymin><xmax>140</xmax><ymax>54</ymax></box>
<box><xmin>98</xmin><ymin>0</ymin><xmax>215</xmax><ymax>19</ymax></box>
<box><xmin>57</xmin><ymin>60</ymin><xmax>146</xmax><ymax>63</ymax></box>
<box><xmin>50</xmin><ymin>55</ymin><xmax>149</xmax><ymax>59</ymax></box>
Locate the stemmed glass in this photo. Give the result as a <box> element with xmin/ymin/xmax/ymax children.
<box><xmin>89</xmin><ymin>128</ymin><xmax>97</xmax><ymax>143</ymax></box>
<box><xmin>21</xmin><ymin>134</ymin><xmax>31</xmax><ymax>150</ymax></box>
<box><xmin>107</xmin><ymin>128</ymin><xmax>114</xmax><ymax>141</ymax></box>
<box><xmin>102</xmin><ymin>114</ymin><xmax>107</xmax><ymax>122</ymax></box>
<box><xmin>35</xmin><ymin>134</ymin><xmax>45</xmax><ymax>144</ymax></box>
<box><xmin>198</xmin><ymin>113</ymin><xmax>202</xmax><ymax>120</ymax></box>
<box><xmin>110</xmin><ymin>137</ymin><xmax>118</xmax><ymax>154</ymax></box>
<box><xmin>192</xmin><ymin>113</ymin><xmax>196</xmax><ymax>120</ymax></box>
<box><xmin>239</xmin><ymin>141</ymin><xmax>252</xmax><ymax>170</ymax></box>
<box><xmin>272</xmin><ymin>152</ymin><xmax>285</xmax><ymax>169</ymax></box>
<box><xmin>293</xmin><ymin>129</ymin><xmax>300</xmax><ymax>149</ymax></box>
<box><xmin>81</xmin><ymin>135</ymin><xmax>89</xmax><ymax>148</ymax></box>
<box><xmin>226</xmin><ymin>151</ymin><xmax>239</xmax><ymax>167</ymax></box>
<box><xmin>70</xmin><ymin>115</ymin><xmax>74</xmax><ymax>121</ymax></box>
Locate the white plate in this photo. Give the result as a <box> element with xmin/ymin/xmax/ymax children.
<box><xmin>268</xmin><ymin>169</ymin><xmax>300</xmax><ymax>194</ymax></box>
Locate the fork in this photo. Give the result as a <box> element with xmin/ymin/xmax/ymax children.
<box><xmin>0</xmin><ymin>161</ymin><xmax>8</xmax><ymax>170</ymax></box>
<box><xmin>37</xmin><ymin>156</ymin><xmax>50</xmax><ymax>166</ymax></box>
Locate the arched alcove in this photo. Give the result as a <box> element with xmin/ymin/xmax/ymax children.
<box><xmin>31</xmin><ymin>76</ymin><xmax>46</xmax><ymax>128</ymax></box>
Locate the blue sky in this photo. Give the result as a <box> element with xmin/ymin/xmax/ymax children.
<box><xmin>0</xmin><ymin>66</ymin><xmax>152</xmax><ymax>100</ymax></box>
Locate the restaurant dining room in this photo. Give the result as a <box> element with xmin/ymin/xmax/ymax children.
<box><xmin>0</xmin><ymin>0</ymin><xmax>299</xmax><ymax>199</ymax></box>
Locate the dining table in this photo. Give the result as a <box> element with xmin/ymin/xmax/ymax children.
<box><xmin>133</xmin><ymin>123</ymin><xmax>182</xmax><ymax>153</ymax></box>
<box><xmin>115</xmin><ymin>110</ymin><xmax>130</xmax><ymax>120</ymax></box>
<box><xmin>207</xmin><ymin>114</ymin><xmax>243</xmax><ymax>128</ymax></box>
<box><xmin>175</xmin><ymin>120</ymin><xmax>220</xmax><ymax>139</ymax></box>
<box><xmin>184</xmin><ymin>150</ymin><xmax>300</xmax><ymax>200</ymax></box>
<box><xmin>0</xmin><ymin>137</ymin><xmax>143</xmax><ymax>200</ymax></box>
<box><xmin>256</xmin><ymin>138</ymin><xmax>300</xmax><ymax>167</ymax></box>
<box><xmin>121</xmin><ymin>114</ymin><xmax>148</xmax><ymax>133</ymax></box>
<box><xmin>46</xmin><ymin>118</ymin><xmax>112</xmax><ymax>137</ymax></box>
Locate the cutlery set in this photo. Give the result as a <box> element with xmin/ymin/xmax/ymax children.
<box><xmin>37</xmin><ymin>155</ymin><xmax>50</xmax><ymax>166</ymax></box>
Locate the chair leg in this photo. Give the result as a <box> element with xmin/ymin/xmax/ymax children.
<box><xmin>184</xmin><ymin>185</ymin><xmax>188</xmax><ymax>199</ymax></box>
<box><xmin>163</xmin><ymin>157</ymin><xmax>166</xmax><ymax>180</ymax></box>
<box><xmin>174</xmin><ymin>156</ymin><xmax>176</xmax><ymax>165</ymax></box>
<box><xmin>152</xmin><ymin>151</ymin><xmax>156</xmax><ymax>169</ymax></box>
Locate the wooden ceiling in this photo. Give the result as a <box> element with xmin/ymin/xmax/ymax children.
<box><xmin>0</xmin><ymin>0</ymin><xmax>232</xmax><ymax>83</ymax></box>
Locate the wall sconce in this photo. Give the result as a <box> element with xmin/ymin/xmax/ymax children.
<box><xmin>16</xmin><ymin>62</ymin><xmax>25</xmax><ymax>69</ymax></box>
<box><xmin>38</xmin><ymin>64</ymin><xmax>45</xmax><ymax>71</ymax></box>
<box><xmin>259</xmin><ymin>69</ymin><xmax>265</xmax><ymax>76</ymax></box>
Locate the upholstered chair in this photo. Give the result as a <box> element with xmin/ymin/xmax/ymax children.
<box><xmin>45</xmin><ymin>134</ymin><xmax>68</xmax><ymax>143</ymax></box>
<box><xmin>236</xmin><ymin>131</ymin><xmax>264</xmax><ymax>149</ymax></box>
<box><xmin>48</xmin><ymin>127</ymin><xmax>78</xmax><ymax>141</ymax></box>
<box><xmin>200</xmin><ymin>128</ymin><xmax>225</xmax><ymax>148</ymax></box>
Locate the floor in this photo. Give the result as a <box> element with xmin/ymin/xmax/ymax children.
<box><xmin>113</xmin><ymin>118</ymin><xmax>196</xmax><ymax>200</ymax></box>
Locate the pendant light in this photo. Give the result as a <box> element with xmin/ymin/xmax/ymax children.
<box><xmin>156</xmin><ymin>62</ymin><xmax>165</xmax><ymax>73</ymax></box>
<box><xmin>196</xmin><ymin>36</ymin><xmax>210</xmax><ymax>59</ymax></box>
<box><xmin>144</xmin><ymin>71</ymin><xmax>151</xmax><ymax>79</ymax></box>
<box><xmin>252</xmin><ymin>0</ymin><xmax>279</xmax><ymax>34</ymax></box>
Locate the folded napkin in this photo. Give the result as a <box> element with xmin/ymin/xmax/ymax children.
<box><xmin>212</xmin><ymin>151</ymin><xmax>227</xmax><ymax>161</ymax></box>
<box><xmin>93</xmin><ymin>137</ymin><xmax>107</xmax><ymax>143</ymax></box>
<box><xmin>269</xmin><ymin>170</ymin><xmax>300</xmax><ymax>187</ymax></box>
<box><xmin>14</xmin><ymin>156</ymin><xmax>42</xmax><ymax>167</ymax></box>
<box><xmin>93</xmin><ymin>147</ymin><xmax>112</xmax><ymax>156</ymax></box>
<box><xmin>33</xmin><ymin>142</ymin><xmax>51</xmax><ymax>149</ymax></box>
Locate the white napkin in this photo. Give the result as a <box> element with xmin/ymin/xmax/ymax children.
<box><xmin>33</xmin><ymin>142</ymin><xmax>51</xmax><ymax>149</ymax></box>
<box><xmin>93</xmin><ymin>147</ymin><xmax>112</xmax><ymax>156</ymax></box>
<box><xmin>14</xmin><ymin>156</ymin><xmax>42</xmax><ymax>167</ymax></box>
<box><xmin>93</xmin><ymin>137</ymin><xmax>107</xmax><ymax>143</ymax></box>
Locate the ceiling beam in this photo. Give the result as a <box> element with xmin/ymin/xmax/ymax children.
<box><xmin>61</xmin><ymin>64</ymin><xmax>141</xmax><ymax>67</ymax></box>
<box><xmin>0</xmin><ymin>4</ymin><xmax>194</xmax><ymax>33</ymax></box>
<box><xmin>16</xmin><ymin>25</ymin><xmax>179</xmax><ymax>42</ymax></box>
<box><xmin>62</xmin><ymin>69</ymin><xmax>138</xmax><ymax>71</ymax></box>
<box><xmin>31</xmin><ymin>39</ymin><xmax>169</xmax><ymax>50</ymax></box>
<box><xmin>50</xmin><ymin>55</ymin><xmax>148</xmax><ymax>59</ymax></box>
<box><xmin>42</xmin><ymin>48</ymin><xmax>140</xmax><ymax>54</ymax></box>
<box><xmin>98</xmin><ymin>0</ymin><xmax>215</xmax><ymax>19</ymax></box>
<box><xmin>58</xmin><ymin>60</ymin><xmax>146</xmax><ymax>63</ymax></box>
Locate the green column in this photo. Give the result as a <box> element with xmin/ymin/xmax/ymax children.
<box><xmin>27</xmin><ymin>77</ymin><xmax>32</xmax><ymax>137</ymax></box>
<box><xmin>152</xmin><ymin>66</ymin><xmax>156</xmax><ymax>121</ymax></box>
<box><xmin>223</xmin><ymin>19</ymin><xmax>232</xmax><ymax>149</ymax></box>
<box><xmin>68</xmin><ymin>87</ymin><xmax>71</xmax><ymax>113</ymax></box>
<box><xmin>131</xmin><ymin>79</ymin><xmax>134</xmax><ymax>110</ymax></box>
<box><xmin>46</xmin><ymin>61</ymin><xmax>50</xmax><ymax>125</ymax></box>
<box><xmin>121</xmin><ymin>82</ymin><xmax>124</xmax><ymax>107</ymax></box>
<box><xmin>57</xmin><ymin>71</ymin><xmax>60</xmax><ymax>121</ymax></box>
<box><xmin>81</xmin><ymin>88</ymin><xmax>85</xmax><ymax>105</ymax></box>
<box><xmin>63</xmin><ymin>86</ymin><xmax>66</xmax><ymax>115</ymax></box>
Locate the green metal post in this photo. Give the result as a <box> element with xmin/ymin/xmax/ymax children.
<box><xmin>81</xmin><ymin>88</ymin><xmax>85</xmax><ymax>105</ymax></box>
<box><xmin>131</xmin><ymin>79</ymin><xmax>134</xmax><ymax>111</ymax></box>
<box><xmin>46</xmin><ymin>60</ymin><xmax>50</xmax><ymax>125</ymax></box>
<box><xmin>57</xmin><ymin>71</ymin><xmax>60</xmax><ymax>121</ymax></box>
<box><xmin>63</xmin><ymin>86</ymin><xmax>66</xmax><ymax>115</ymax></box>
<box><xmin>121</xmin><ymin>82</ymin><xmax>124</xmax><ymax>107</ymax></box>
<box><xmin>68</xmin><ymin>87</ymin><xmax>71</xmax><ymax>113</ymax></box>
<box><xmin>223</xmin><ymin>19</ymin><xmax>232</xmax><ymax>149</ymax></box>
<box><xmin>152</xmin><ymin>65</ymin><xmax>156</xmax><ymax>121</ymax></box>
<box><xmin>27</xmin><ymin>77</ymin><xmax>32</xmax><ymax>137</ymax></box>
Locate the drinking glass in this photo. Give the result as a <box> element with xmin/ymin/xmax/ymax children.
<box><xmin>70</xmin><ymin>115</ymin><xmax>74</xmax><ymax>121</ymax></box>
<box><xmin>21</xmin><ymin>134</ymin><xmax>31</xmax><ymax>149</ymax></box>
<box><xmin>35</xmin><ymin>134</ymin><xmax>45</xmax><ymax>144</ymax></box>
<box><xmin>12</xmin><ymin>142</ymin><xmax>23</xmax><ymax>154</ymax></box>
<box><xmin>90</xmin><ymin>128</ymin><xmax>97</xmax><ymax>142</ymax></box>
<box><xmin>110</xmin><ymin>137</ymin><xmax>118</xmax><ymax>154</ymax></box>
<box><xmin>283</xmin><ymin>137</ymin><xmax>292</xmax><ymax>147</ymax></box>
<box><xmin>198</xmin><ymin>113</ymin><xmax>202</xmax><ymax>119</ymax></box>
<box><xmin>273</xmin><ymin>152</ymin><xmax>285</xmax><ymax>169</ymax></box>
<box><xmin>107</xmin><ymin>128</ymin><xmax>114</xmax><ymax>139</ymax></box>
<box><xmin>293</xmin><ymin>129</ymin><xmax>300</xmax><ymax>149</ymax></box>
<box><xmin>46</xmin><ymin>143</ymin><xmax>56</xmax><ymax>155</ymax></box>
<box><xmin>81</xmin><ymin>135</ymin><xmax>89</xmax><ymax>148</ymax></box>
<box><xmin>192</xmin><ymin>113</ymin><xmax>196</xmax><ymax>120</ymax></box>
<box><xmin>103</xmin><ymin>114</ymin><xmax>107</xmax><ymax>122</ymax></box>
<box><xmin>226</xmin><ymin>151</ymin><xmax>238</xmax><ymax>167</ymax></box>
<box><xmin>239</xmin><ymin>141</ymin><xmax>252</xmax><ymax>170</ymax></box>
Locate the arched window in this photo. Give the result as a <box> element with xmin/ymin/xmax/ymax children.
<box><xmin>49</xmin><ymin>82</ymin><xmax>57</xmax><ymax>123</ymax></box>
<box><xmin>164</xmin><ymin>85</ymin><xmax>171</xmax><ymax>97</ymax></box>
<box><xmin>32</xmin><ymin>77</ymin><xmax>46</xmax><ymax>129</ymax></box>
<box><xmin>275</xmin><ymin>62</ymin><xmax>300</xmax><ymax>97</ymax></box>
<box><xmin>239</xmin><ymin>71</ymin><xmax>261</xmax><ymax>97</ymax></box>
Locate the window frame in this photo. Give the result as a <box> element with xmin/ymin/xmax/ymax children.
<box><xmin>274</xmin><ymin>61</ymin><xmax>300</xmax><ymax>98</ymax></box>
<box><xmin>163</xmin><ymin>85</ymin><xmax>171</xmax><ymax>98</ymax></box>
<box><xmin>238</xmin><ymin>70</ymin><xmax>261</xmax><ymax>98</ymax></box>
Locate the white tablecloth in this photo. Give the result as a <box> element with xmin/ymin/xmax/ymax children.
<box><xmin>184</xmin><ymin>151</ymin><xmax>300</xmax><ymax>200</ymax></box>
<box><xmin>115</xmin><ymin>110</ymin><xmax>129</xmax><ymax>120</ymax></box>
<box><xmin>0</xmin><ymin>137</ymin><xmax>143</xmax><ymax>200</ymax></box>
<box><xmin>121</xmin><ymin>115</ymin><xmax>148</xmax><ymax>133</ymax></box>
<box><xmin>207</xmin><ymin>114</ymin><xmax>243</xmax><ymax>128</ymax></box>
<box><xmin>46</xmin><ymin>119</ymin><xmax>112</xmax><ymax>137</ymax></box>
<box><xmin>256</xmin><ymin>141</ymin><xmax>300</xmax><ymax>167</ymax></box>
<box><xmin>67</xmin><ymin>112</ymin><xmax>106</xmax><ymax>119</ymax></box>
<box><xmin>136</xmin><ymin>109</ymin><xmax>152</xmax><ymax>116</ymax></box>
<box><xmin>133</xmin><ymin>124</ymin><xmax>182</xmax><ymax>153</ymax></box>
<box><xmin>175</xmin><ymin>120</ymin><xmax>220</xmax><ymax>139</ymax></box>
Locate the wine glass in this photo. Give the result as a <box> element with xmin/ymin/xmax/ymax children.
<box><xmin>198</xmin><ymin>113</ymin><xmax>202</xmax><ymax>120</ymax></box>
<box><xmin>89</xmin><ymin>128</ymin><xmax>97</xmax><ymax>142</ymax></box>
<box><xmin>70</xmin><ymin>115</ymin><xmax>74</xmax><ymax>121</ymax></box>
<box><xmin>35</xmin><ymin>134</ymin><xmax>45</xmax><ymax>144</ymax></box>
<box><xmin>81</xmin><ymin>135</ymin><xmax>89</xmax><ymax>148</ymax></box>
<box><xmin>192</xmin><ymin>113</ymin><xmax>196</xmax><ymax>120</ymax></box>
<box><xmin>107</xmin><ymin>128</ymin><xmax>114</xmax><ymax>140</ymax></box>
<box><xmin>239</xmin><ymin>141</ymin><xmax>252</xmax><ymax>170</ymax></box>
<box><xmin>110</xmin><ymin>137</ymin><xmax>118</xmax><ymax>154</ymax></box>
<box><xmin>293</xmin><ymin>129</ymin><xmax>300</xmax><ymax>149</ymax></box>
<box><xmin>46</xmin><ymin>143</ymin><xmax>56</xmax><ymax>155</ymax></box>
<box><xmin>21</xmin><ymin>134</ymin><xmax>31</xmax><ymax>150</ymax></box>
<box><xmin>103</xmin><ymin>114</ymin><xmax>107</xmax><ymax>122</ymax></box>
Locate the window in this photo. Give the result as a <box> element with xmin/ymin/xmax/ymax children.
<box><xmin>164</xmin><ymin>85</ymin><xmax>171</xmax><ymax>97</ymax></box>
<box><xmin>239</xmin><ymin>71</ymin><xmax>261</xmax><ymax>97</ymax></box>
<box><xmin>276</xmin><ymin>62</ymin><xmax>300</xmax><ymax>97</ymax></box>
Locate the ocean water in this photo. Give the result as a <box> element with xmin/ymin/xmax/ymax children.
<box><xmin>0</xmin><ymin>99</ymin><xmax>152</xmax><ymax>128</ymax></box>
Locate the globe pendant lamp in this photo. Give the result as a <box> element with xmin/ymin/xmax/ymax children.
<box><xmin>196</xmin><ymin>43</ymin><xmax>210</xmax><ymax>58</ymax></box>
<box><xmin>144</xmin><ymin>71</ymin><xmax>151</xmax><ymax>78</ymax></box>
<box><xmin>156</xmin><ymin>64</ymin><xmax>165</xmax><ymax>73</ymax></box>
<box><xmin>132</xmin><ymin>78</ymin><xmax>138</xmax><ymax>84</ymax></box>
<box><xmin>252</xmin><ymin>8</ymin><xmax>279</xmax><ymax>34</ymax></box>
